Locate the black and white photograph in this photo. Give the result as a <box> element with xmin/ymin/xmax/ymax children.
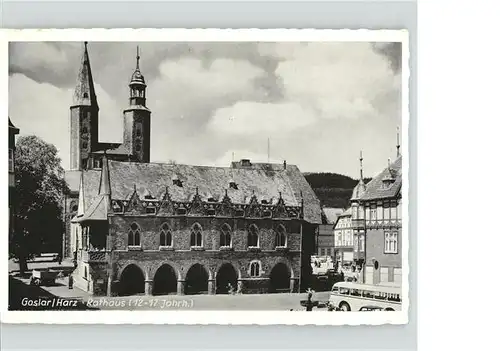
<box><xmin>2</xmin><ymin>29</ymin><xmax>409</xmax><ymax>325</ymax></box>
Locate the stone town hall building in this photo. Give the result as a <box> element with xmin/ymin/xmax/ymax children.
<box><xmin>62</xmin><ymin>43</ymin><xmax>321</xmax><ymax>296</ymax></box>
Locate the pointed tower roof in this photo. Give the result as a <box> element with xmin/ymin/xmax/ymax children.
<box><xmin>73</xmin><ymin>42</ymin><xmax>98</xmax><ymax>107</ymax></box>
<box><xmin>130</xmin><ymin>46</ymin><xmax>146</xmax><ymax>85</ymax></box>
<box><xmin>351</xmin><ymin>150</ymin><xmax>367</xmax><ymax>201</ymax></box>
<box><xmin>396</xmin><ymin>126</ymin><xmax>401</xmax><ymax>158</ymax></box>
<box><xmin>74</xmin><ymin>155</ymin><xmax>110</xmax><ymax>223</ymax></box>
<box><xmin>98</xmin><ymin>154</ymin><xmax>111</xmax><ymax>196</ymax></box>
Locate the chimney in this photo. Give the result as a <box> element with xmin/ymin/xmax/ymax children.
<box><xmin>283</xmin><ymin>160</ymin><xmax>287</xmax><ymax>170</ymax></box>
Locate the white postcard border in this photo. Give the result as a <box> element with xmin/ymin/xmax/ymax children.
<box><xmin>0</xmin><ymin>28</ymin><xmax>410</xmax><ymax>325</ymax></box>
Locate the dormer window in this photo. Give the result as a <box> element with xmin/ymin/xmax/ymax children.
<box><xmin>261</xmin><ymin>199</ymin><xmax>269</xmax><ymax>205</ymax></box>
<box><xmin>229</xmin><ymin>180</ymin><xmax>238</xmax><ymax>190</ymax></box>
<box><xmin>83</xmin><ymin>92</ymin><xmax>89</xmax><ymax>99</ymax></box>
<box><xmin>382</xmin><ymin>176</ymin><xmax>395</xmax><ymax>189</ymax></box>
<box><xmin>172</xmin><ymin>175</ymin><xmax>182</xmax><ymax>187</ymax></box>
<box><xmin>207</xmin><ymin>197</ymin><xmax>216</xmax><ymax>202</ymax></box>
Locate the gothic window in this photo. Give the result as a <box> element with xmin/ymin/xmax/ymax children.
<box><xmin>275</xmin><ymin>225</ymin><xmax>286</xmax><ymax>248</ymax></box>
<box><xmin>248</xmin><ymin>224</ymin><xmax>259</xmax><ymax>248</ymax></box>
<box><xmin>159</xmin><ymin>223</ymin><xmax>172</xmax><ymax>247</ymax></box>
<box><xmin>220</xmin><ymin>223</ymin><xmax>232</xmax><ymax>247</ymax></box>
<box><xmin>190</xmin><ymin>223</ymin><xmax>203</xmax><ymax>247</ymax></box>
<box><xmin>128</xmin><ymin>223</ymin><xmax>141</xmax><ymax>246</ymax></box>
<box><xmin>250</xmin><ymin>261</ymin><xmax>260</xmax><ymax>277</ymax></box>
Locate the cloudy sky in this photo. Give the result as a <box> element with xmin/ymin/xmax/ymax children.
<box><xmin>9</xmin><ymin>41</ymin><xmax>402</xmax><ymax>178</ymax></box>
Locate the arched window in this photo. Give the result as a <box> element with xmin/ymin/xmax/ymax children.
<box><xmin>220</xmin><ymin>224</ymin><xmax>232</xmax><ymax>247</ymax></box>
<box><xmin>159</xmin><ymin>223</ymin><xmax>172</xmax><ymax>247</ymax></box>
<box><xmin>190</xmin><ymin>223</ymin><xmax>202</xmax><ymax>247</ymax></box>
<box><xmin>250</xmin><ymin>261</ymin><xmax>260</xmax><ymax>277</ymax></box>
<box><xmin>128</xmin><ymin>223</ymin><xmax>141</xmax><ymax>246</ymax></box>
<box><xmin>275</xmin><ymin>225</ymin><xmax>287</xmax><ymax>248</ymax></box>
<box><xmin>248</xmin><ymin>224</ymin><xmax>259</xmax><ymax>248</ymax></box>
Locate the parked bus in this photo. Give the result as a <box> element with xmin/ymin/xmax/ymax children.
<box><xmin>328</xmin><ymin>282</ymin><xmax>402</xmax><ymax>311</ymax></box>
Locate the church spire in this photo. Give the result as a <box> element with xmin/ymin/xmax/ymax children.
<box><xmin>396</xmin><ymin>126</ymin><xmax>401</xmax><ymax>158</ymax></box>
<box><xmin>73</xmin><ymin>41</ymin><xmax>98</xmax><ymax>108</ymax></box>
<box><xmin>359</xmin><ymin>150</ymin><xmax>364</xmax><ymax>181</ymax></box>
<box><xmin>136</xmin><ymin>45</ymin><xmax>140</xmax><ymax>70</ymax></box>
<box><xmin>351</xmin><ymin>150</ymin><xmax>366</xmax><ymax>201</ymax></box>
<box><xmin>98</xmin><ymin>153</ymin><xmax>111</xmax><ymax>197</ymax></box>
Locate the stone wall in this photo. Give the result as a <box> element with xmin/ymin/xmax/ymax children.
<box><xmin>84</xmin><ymin>215</ymin><xmax>303</xmax><ymax>296</ymax></box>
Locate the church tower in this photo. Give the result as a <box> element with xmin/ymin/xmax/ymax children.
<box><xmin>122</xmin><ymin>46</ymin><xmax>151</xmax><ymax>163</ymax></box>
<box><xmin>70</xmin><ymin>42</ymin><xmax>99</xmax><ymax>170</ymax></box>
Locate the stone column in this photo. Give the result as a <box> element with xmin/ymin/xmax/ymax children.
<box><xmin>289</xmin><ymin>278</ymin><xmax>296</xmax><ymax>293</ymax></box>
<box><xmin>177</xmin><ymin>280</ymin><xmax>185</xmax><ymax>295</ymax></box>
<box><xmin>144</xmin><ymin>279</ymin><xmax>153</xmax><ymax>296</ymax></box>
<box><xmin>106</xmin><ymin>274</ymin><xmax>113</xmax><ymax>297</ymax></box>
<box><xmin>208</xmin><ymin>279</ymin><xmax>215</xmax><ymax>295</ymax></box>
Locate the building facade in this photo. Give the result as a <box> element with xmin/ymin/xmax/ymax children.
<box><xmin>69</xmin><ymin>158</ymin><xmax>320</xmax><ymax>296</ymax></box>
<box><xmin>333</xmin><ymin>208</ymin><xmax>354</xmax><ymax>274</ymax></box>
<box><xmin>359</xmin><ymin>156</ymin><xmax>403</xmax><ymax>287</ymax></box>
<box><xmin>317</xmin><ymin>207</ymin><xmax>343</xmax><ymax>257</ymax></box>
<box><xmin>63</xmin><ymin>43</ymin><xmax>152</xmax><ymax>259</ymax></box>
<box><xmin>63</xmin><ymin>43</ymin><xmax>321</xmax><ymax>296</ymax></box>
<box><xmin>9</xmin><ymin>118</ymin><xmax>20</xmax><ymax>238</ymax></box>
<box><xmin>351</xmin><ymin>151</ymin><xmax>367</xmax><ymax>272</ymax></box>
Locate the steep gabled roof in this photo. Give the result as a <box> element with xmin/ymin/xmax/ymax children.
<box><xmin>322</xmin><ymin>207</ymin><xmax>344</xmax><ymax>224</ymax></box>
<box><xmin>79</xmin><ymin>160</ymin><xmax>322</xmax><ymax>224</ymax></box>
<box><xmin>72</xmin><ymin>195</ymin><xmax>109</xmax><ymax>222</ymax></box>
<box><xmin>359</xmin><ymin>156</ymin><xmax>402</xmax><ymax>201</ymax></box>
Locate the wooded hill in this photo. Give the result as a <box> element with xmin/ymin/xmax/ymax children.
<box><xmin>304</xmin><ymin>173</ymin><xmax>372</xmax><ymax>209</ymax></box>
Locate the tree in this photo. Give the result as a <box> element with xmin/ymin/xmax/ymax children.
<box><xmin>10</xmin><ymin>136</ymin><xmax>69</xmax><ymax>275</ymax></box>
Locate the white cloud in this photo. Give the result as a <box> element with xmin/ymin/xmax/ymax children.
<box><xmin>148</xmin><ymin>57</ymin><xmax>266</xmax><ymax>115</ymax></box>
<box><xmin>9</xmin><ymin>74</ymin><xmax>122</xmax><ymax>169</ymax></box>
<box><xmin>270</xmin><ymin>42</ymin><xmax>400</xmax><ymax>121</ymax></box>
<box><xmin>11</xmin><ymin>43</ymin><xmax>70</xmax><ymax>71</ymax></box>
<box><xmin>208</xmin><ymin>101</ymin><xmax>317</xmax><ymax>135</ymax></box>
<box><xmin>9</xmin><ymin>42</ymin><xmax>402</xmax><ymax>178</ymax></box>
